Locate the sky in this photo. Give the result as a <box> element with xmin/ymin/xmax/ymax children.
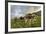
<box><xmin>11</xmin><ymin>5</ymin><xmax>41</xmax><ymax>18</ymax></box>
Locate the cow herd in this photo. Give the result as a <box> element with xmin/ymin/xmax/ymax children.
<box><xmin>18</xmin><ymin>13</ymin><xmax>35</xmax><ymax>23</ymax></box>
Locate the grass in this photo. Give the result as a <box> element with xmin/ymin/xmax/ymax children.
<box><xmin>11</xmin><ymin>15</ymin><xmax>41</xmax><ymax>28</ymax></box>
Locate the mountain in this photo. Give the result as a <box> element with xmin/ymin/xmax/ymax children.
<box><xmin>32</xmin><ymin>11</ymin><xmax>41</xmax><ymax>16</ymax></box>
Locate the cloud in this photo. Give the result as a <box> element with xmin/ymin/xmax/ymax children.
<box><xmin>11</xmin><ymin>5</ymin><xmax>41</xmax><ymax>18</ymax></box>
<box><xmin>26</xmin><ymin>6</ymin><xmax>41</xmax><ymax>14</ymax></box>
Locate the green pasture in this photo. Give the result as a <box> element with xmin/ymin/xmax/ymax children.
<box><xmin>11</xmin><ymin>15</ymin><xmax>41</xmax><ymax>28</ymax></box>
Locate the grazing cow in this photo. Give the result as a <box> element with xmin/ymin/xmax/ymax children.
<box><xmin>20</xmin><ymin>16</ymin><xmax>24</xmax><ymax>20</ymax></box>
<box><xmin>24</xmin><ymin>14</ymin><xmax>35</xmax><ymax>23</ymax></box>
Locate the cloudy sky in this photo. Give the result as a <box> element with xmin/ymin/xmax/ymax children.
<box><xmin>11</xmin><ymin>5</ymin><xmax>41</xmax><ymax>18</ymax></box>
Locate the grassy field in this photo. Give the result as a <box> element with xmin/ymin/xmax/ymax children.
<box><xmin>11</xmin><ymin>15</ymin><xmax>41</xmax><ymax>28</ymax></box>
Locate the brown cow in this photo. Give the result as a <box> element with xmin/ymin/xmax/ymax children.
<box><xmin>24</xmin><ymin>13</ymin><xmax>35</xmax><ymax>23</ymax></box>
